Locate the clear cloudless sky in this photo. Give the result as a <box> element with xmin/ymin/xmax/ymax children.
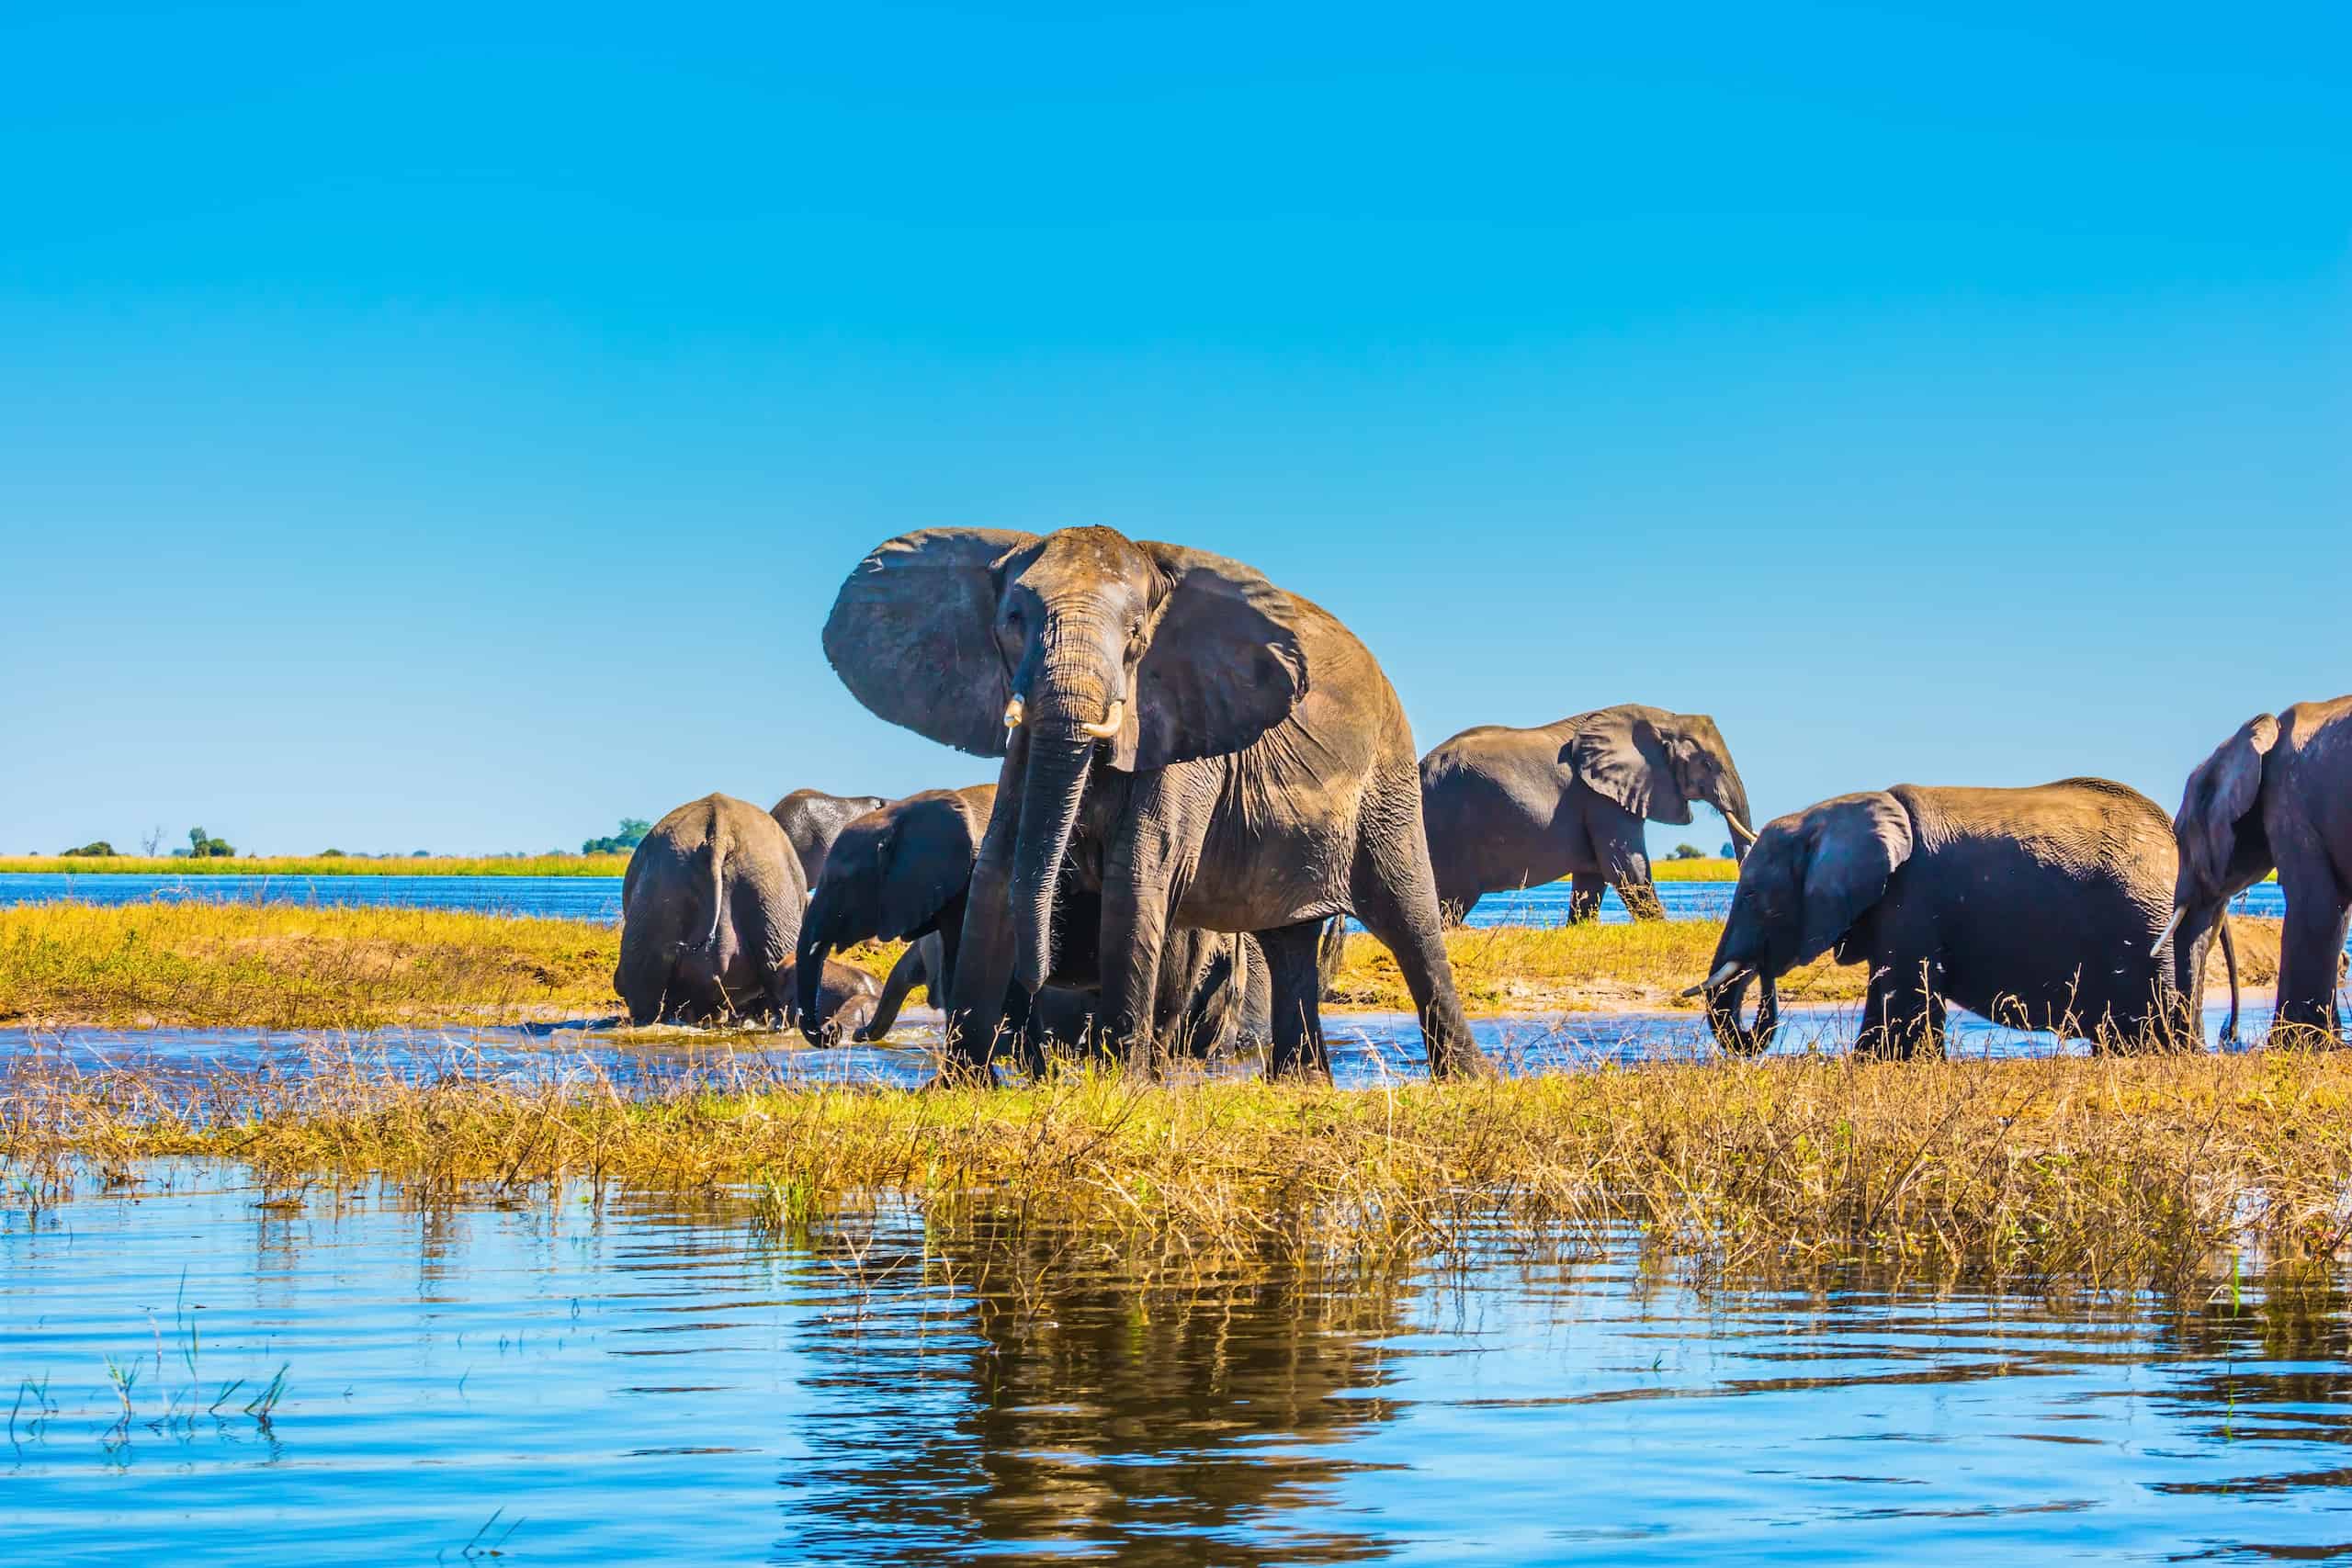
<box><xmin>2</xmin><ymin>2</ymin><xmax>2346</xmax><ymax>855</ymax></box>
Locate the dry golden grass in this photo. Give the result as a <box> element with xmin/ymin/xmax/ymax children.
<box><xmin>0</xmin><ymin>901</ymin><xmax>909</xmax><ymax>1029</ymax></box>
<box><xmin>8</xmin><ymin>1044</ymin><xmax>2348</xmax><ymax>1296</ymax></box>
<box><xmin>0</xmin><ymin>899</ymin><xmax>2280</xmax><ymax>1029</ymax></box>
<box><xmin>1334</xmin><ymin>921</ymin><xmax>2279</xmax><ymax>1014</ymax></box>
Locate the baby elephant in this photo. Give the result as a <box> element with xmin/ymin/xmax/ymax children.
<box><xmin>1690</xmin><ymin>778</ymin><xmax>2205</xmax><ymax>1058</ymax></box>
<box><xmin>616</xmin><ymin>794</ymin><xmax>807</xmax><ymax>1026</ymax></box>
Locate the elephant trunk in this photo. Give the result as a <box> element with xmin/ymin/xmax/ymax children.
<box><xmin>2217</xmin><ymin>908</ymin><xmax>2242</xmax><ymax>1046</ymax></box>
<box><xmin>1705</xmin><ymin>969</ymin><xmax>1780</xmax><ymax>1056</ymax></box>
<box><xmin>795</xmin><ymin>891</ymin><xmax>843</xmax><ymax>1044</ymax></box>
<box><xmin>1011</xmin><ymin>730</ymin><xmax>1095</xmax><ymax>996</ymax></box>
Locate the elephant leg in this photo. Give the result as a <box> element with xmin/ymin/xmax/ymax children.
<box><xmin>1855</xmin><ymin>956</ymin><xmax>1941</xmax><ymax>1061</ymax></box>
<box><xmin>1592</xmin><ymin>817</ymin><xmax>1663</xmax><ymax>921</ymax></box>
<box><xmin>1566</xmin><ymin>872</ymin><xmax>1605</xmax><ymax>925</ymax></box>
<box><xmin>1100</xmin><ymin>869</ymin><xmax>1175</xmax><ymax>1074</ymax></box>
<box><xmin>946</xmin><ymin>789</ymin><xmax>1023</xmax><ymax>1074</ymax></box>
<box><xmin>857</xmin><ymin>942</ymin><xmax>933</xmax><ymax>1042</ymax></box>
<box><xmin>2272</xmin><ymin>875</ymin><xmax>2351</xmax><ymax>1044</ymax></box>
<box><xmin>615</xmin><ymin>927</ymin><xmax>673</xmax><ymax>1026</ymax></box>
<box><xmin>1258</xmin><ymin>919</ymin><xmax>1331</xmax><ymax>1079</ymax></box>
<box><xmin>1351</xmin><ymin>787</ymin><xmax>1487</xmax><ymax>1079</ymax></box>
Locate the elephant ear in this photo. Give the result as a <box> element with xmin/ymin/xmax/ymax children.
<box><xmin>1570</xmin><ymin>707</ymin><xmax>1692</xmax><ymax>825</ymax></box>
<box><xmin>2182</xmin><ymin>714</ymin><xmax>2278</xmax><ymax>886</ymax></box>
<box><xmin>823</xmin><ymin>528</ymin><xmax>1036</xmax><ymax>759</ymax></box>
<box><xmin>876</xmin><ymin>793</ymin><xmax>985</xmax><ymax>939</ymax></box>
<box><xmin>1794</xmin><ymin>792</ymin><xmax>1914</xmax><ymax>964</ymax></box>
<box><xmin>1128</xmin><ymin>541</ymin><xmax>1309</xmax><ymax>771</ymax></box>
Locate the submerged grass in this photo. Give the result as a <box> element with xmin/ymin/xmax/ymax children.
<box><xmin>0</xmin><ymin>899</ymin><xmax>2280</xmax><ymax>1029</ymax></box>
<box><xmin>7</xmin><ymin>1043</ymin><xmax>2349</xmax><ymax>1297</ymax></box>
<box><xmin>0</xmin><ymin>853</ymin><xmax>635</xmax><ymax>877</ymax></box>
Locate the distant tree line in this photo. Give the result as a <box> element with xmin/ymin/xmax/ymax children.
<box><xmin>582</xmin><ymin>818</ymin><xmax>650</xmax><ymax>855</ymax></box>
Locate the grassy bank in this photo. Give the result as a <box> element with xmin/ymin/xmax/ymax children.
<box><xmin>0</xmin><ymin>853</ymin><xmax>635</xmax><ymax>877</ymax></box>
<box><xmin>0</xmin><ymin>899</ymin><xmax>2280</xmax><ymax>1030</ymax></box>
<box><xmin>8</xmin><ymin>1046</ymin><xmax>2348</xmax><ymax>1293</ymax></box>
<box><xmin>6</xmin><ymin>857</ymin><xmax>1743</xmax><ymax>881</ymax></box>
<box><xmin>1650</xmin><ymin>857</ymin><xmax>1736</xmax><ymax>879</ymax></box>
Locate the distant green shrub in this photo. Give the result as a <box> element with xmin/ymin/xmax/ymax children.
<box><xmin>582</xmin><ymin>818</ymin><xmax>652</xmax><ymax>855</ymax></box>
<box><xmin>186</xmin><ymin>828</ymin><xmax>235</xmax><ymax>859</ymax></box>
<box><xmin>61</xmin><ymin>840</ymin><xmax>117</xmax><ymax>857</ymax></box>
<box><xmin>1668</xmin><ymin>843</ymin><xmax>1706</xmax><ymax>860</ymax></box>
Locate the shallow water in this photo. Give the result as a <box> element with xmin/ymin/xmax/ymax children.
<box><xmin>0</xmin><ymin>870</ymin><xmax>2294</xmax><ymax>933</ymax></box>
<box><xmin>0</xmin><ymin>999</ymin><xmax>2288</xmax><ymax>1097</ymax></box>
<box><xmin>6</xmin><ymin>1163</ymin><xmax>2351</xmax><ymax>1564</ymax></box>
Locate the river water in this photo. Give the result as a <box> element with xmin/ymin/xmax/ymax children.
<box><xmin>0</xmin><ymin>873</ymin><xmax>2294</xmax><ymax>927</ymax></box>
<box><xmin>6</xmin><ymin>1161</ymin><xmax>2349</xmax><ymax>1564</ymax></box>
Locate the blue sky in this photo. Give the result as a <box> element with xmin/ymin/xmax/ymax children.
<box><xmin>3</xmin><ymin>1</ymin><xmax>2346</xmax><ymax>855</ymax></box>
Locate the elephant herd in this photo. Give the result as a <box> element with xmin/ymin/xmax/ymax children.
<box><xmin>616</xmin><ymin>524</ymin><xmax>2352</xmax><ymax>1078</ymax></box>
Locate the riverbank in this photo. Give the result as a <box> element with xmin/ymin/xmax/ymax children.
<box><xmin>0</xmin><ymin>853</ymin><xmax>635</xmax><ymax>877</ymax></box>
<box><xmin>5</xmin><ymin>855</ymin><xmax>1739</xmax><ymax>879</ymax></box>
<box><xmin>7</xmin><ymin>1044</ymin><xmax>2346</xmax><ymax>1292</ymax></box>
<box><xmin>0</xmin><ymin>899</ymin><xmax>2282</xmax><ymax>1030</ymax></box>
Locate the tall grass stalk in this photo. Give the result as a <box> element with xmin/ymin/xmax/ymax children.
<box><xmin>6</xmin><ymin>1043</ymin><xmax>2347</xmax><ymax>1297</ymax></box>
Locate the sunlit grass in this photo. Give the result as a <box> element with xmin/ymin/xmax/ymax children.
<box><xmin>0</xmin><ymin>853</ymin><xmax>636</xmax><ymax>877</ymax></box>
<box><xmin>0</xmin><ymin>899</ymin><xmax>2277</xmax><ymax>1029</ymax></box>
<box><xmin>8</xmin><ymin>1043</ymin><xmax>2348</xmax><ymax>1296</ymax></box>
<box><xmin>1651</xmin><ymin>857</ymin><xmax>1737</xmax><ymax>880</ymax></box>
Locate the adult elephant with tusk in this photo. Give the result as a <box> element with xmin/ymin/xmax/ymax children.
<box><xmin>2165</xmin><ymin>696</ymin><xmax>2352</xmax><ymax>1046</ymax></box>
<box><xmin>1419</xmin><ymin>704</ymin><xmax>1757</xmax><ymax>924</ymax></box>
<box><xmin>1689</xmin><ymin>778</ymin><xmax>2205</xmax><ymax>1059</ymax></box>
<box><xmin>821</xmin><ymin>525</ymin><xmax>1485</xmax><ymax>1079</ymax></box>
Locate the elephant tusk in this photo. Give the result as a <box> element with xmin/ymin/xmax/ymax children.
<box><xmin>1078</xmin><ymin>699</ymin><xmax>1125</xmax><ymax>740</ymax></box>
<box><xmin>2150</xmin><ymin>905</ymin><xmax>2185</xmax><ymax>956</ymax></box>
<box><xmin>1681</xmin><ymin>961</ymin><xmax>1747</xmax><ymax>998</ymax></box>
<box><xmin>1003</xmin><ymin>696</ymin><xmax>1024</xmax><ymax>730</ymax></box>
<box><xmin>1724</xmin><ymin>813</ymin><xmax>1758</xmax><ymax>847</ymax></box>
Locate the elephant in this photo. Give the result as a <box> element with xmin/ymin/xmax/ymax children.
<box><xmin>793</xmin><ymin>784</ymin><xmax>1272</xmax><ymax>1055</ymax></box>
<box><xmin>821</xmin><ymin>525</ymin><xmax>1485</xmax><ymax>1078</ymax></box>
<box><xmin>779</xmin><ymin>957</ymin><xmax>886</xmax><ymax>1041</ymax></box>
<box><xmin>1689</xmin><ymin>778</ymin><xmax>2205</xmax><ymax>1059</ymax></box>
<box><xmin>615</xmin><ymin>794</ymin><xmax>805</xmax><ymax>1026</ymax></box>
<box><xmin>2163</xmin><ymin>695</ymin><xmax>2352</xmax><ymax>1044</ymax></box>
<box><xmin>771</xmin><ymin>787</ymin><xmax>891</xmax><ymax>887</ymax></box>
<box><xmin>1419</xmin><ymin>704</ymin><xmax>1758</xmax><ymax>924</ymax></box>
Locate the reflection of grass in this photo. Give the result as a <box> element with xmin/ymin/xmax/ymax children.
<box><xmin>0</xmin><ymin>854</ymin><xmax>634</xmax><ymax>876</ymax></box>
<box><xmin>0</xmin><ymin>900</ymin><xmax>2280</xmax><ymax>1029</ymax></box>
<box><xmin>11</xmin><ymin>1044</ymin><xmax>2351</xmax><ymax>1295</ymax></box>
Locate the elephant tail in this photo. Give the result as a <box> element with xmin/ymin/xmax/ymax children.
<box><xmin>695</xmin><ymin>829</ymin><xmax>729</xmax><ymax>953</ymax></box>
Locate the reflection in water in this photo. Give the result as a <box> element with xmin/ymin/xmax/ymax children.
<box><xmin>0</xmin><ymin>995</ymin><xmax>2302</xmax><ymax>1101</ymax></box>
<box><xmin>779</xmin><ymin>1218</ymin><xmax>1408</xmax><ymax>1563</ymax></box>
<box><xmin>4</xmin><ymin>1167</ymin><xmax>2352</xmax><ymax>1563</ymax></box>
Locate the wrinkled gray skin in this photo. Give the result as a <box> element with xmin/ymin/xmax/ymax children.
<box><xmin>771</xmin><ymin>788</ymin><xmax>891</xmax><ymax>887</ymax></box>
<box><xmin>1696</xmin><ymin>779</ymin><xmax>2205</xmax><ymax>1059</ymax></box>
<box><xmin>616</xmin><ymin>795</ymin><xmax>806</xmax><ymax>1026</ymax></box>
<box><xmin>2169</xmin><ymin>696</ymin><xmax>2352</xmax><ymax>1044</ymax></box>
<box><xmin>1419</xmin><ymin>705</ymin><xmax>1756</xmax><ymax>924</ymax></box>
<box><xmin>823</xmin><ymin>525</ymin><xmax>1483</xmax><ymax>1079</ymax></box>
<box><xmin>794</xmin><ymin>784</ymin><xmax>1270</xmax><ymax>1055</ymax></box>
